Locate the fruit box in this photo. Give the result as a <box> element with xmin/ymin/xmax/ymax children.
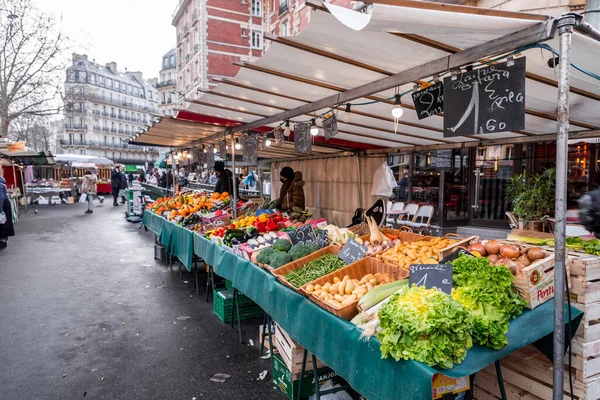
<box><xmin>513</xmin><ymin>252</ymin><xmax>571</xmax><ymax>310</ymax></box>
<box><xmin>432</xmin><ymin>373</ymin><xmax>470</xmax><ymax>399</ymax></box>
<box><xmin>202</xmin><ymin>212</ymin><xmax>230</xmax><ymax>226</ymax></box>
<box><xmin>272</xmin><ymin>353</ymin><xmax>335</xmax><ymax>400</ymax></box>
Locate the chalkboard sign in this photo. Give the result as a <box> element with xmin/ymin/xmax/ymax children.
<box><xmin>317</xmin><ymin>229</ymin><xmax>329</xmax><ymax>249</ymax></box>
<box><xmin>440</xmin><ymin>248</ymin><xmax>475</xmax><ymax>264</ymax></box>
<box><xmin>432</xmin><ymin>149</ymin><xmax>453</xmax><ymax>171</ymax></box>
<box><xmin>409</xmin><ymin>263</ymin><xmax>453</xmax><ymax>294</ymax></box>
<box><xmin>243</xmin><ymin>136</ymin><xmax>258</xmax><ymax>164</ymax></box>
<box><xmin>412</xmin><ymin>82</ymin><xmax>444</xmax><ymax>120</ymax></box>
<box><xmin>443</xmin><ymin>58</ymin><xmax>526</xmax><ymax>138</ymax></box>
<box><xmin>323</xmin><ymin>114</ymin><xmax>338</xmax><ymax>140</ymax></box>
<box><xmin>294</xmin><ymin>123</ymin><xmax>312</xmax><ymax>154</ymax></box>
<box><xmin>274</xmin><ymin>129</ymin><xmax>284</xmax><ymax>146</ymax></box>
<box><xmin>219</xmin><ymin>141</ymin><xmax>227</xmax><ymax>158</ymax></box>
<box><xmin>339</xmin><ymin>238</ymin><xmax>368</xmax><ymax>264</ymax></box>
<box><xmin>287</xmin><ymin>225</ymin><xmax>317</xmax><ymax>246</ymax></box>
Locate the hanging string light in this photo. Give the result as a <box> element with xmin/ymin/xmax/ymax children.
<box><xmin>265</xmin><ymin>137</ymin><xmax>272</xmax><ymax>147</ymax></box>
<box><xmin>391</xmin><ymin>90</ymin><xmax>403</xmax><ymax>134</ymax></box>
<box><xmin>341</xmin><ymin>104</ymin><xmax>352</xmax><ymax>123</ymax></box>
<box><xmin>202</xmin><ymin>144</ymin><xmax>207</xmax><ymax>153</ymax></box>
<box><xmin>283</xmin><ymin>120</ymin><xmax>291</xmax><ymax>137</ymax></box>
<box><xmin>234</xmin><ymin>138</ymin><xmax>242</xmax><ymax>150</ymax></box>
<box><xmin>310</xmin><ymin>118</ymin><xmax>319</xmax><ymax>136</ymax></box>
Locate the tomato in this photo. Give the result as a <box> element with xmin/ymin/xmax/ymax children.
<box><xmin>229</xmin><ymin>224</ymin><xmax>236</xmax><ymax>229</ymax></box>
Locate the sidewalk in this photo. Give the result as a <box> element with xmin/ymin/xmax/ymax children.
<box><xmin>0</xmin><ymin>203</ymin><xmax>277</xmax><ymax>399</ymax></box>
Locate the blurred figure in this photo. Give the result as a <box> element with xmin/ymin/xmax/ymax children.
<box><xmin>0</xmin><ymin>175</ymin><xmax>14</xmax><ymax>248</ymax></box>
<box><xmin>110</xmin><ymin>166</ymin><xmax>122</xmax><ymax>206</ymax></box>
<box><xmin>127</xmin><ymin>171</ymin><xmax>134</xmax><ymax>186</ymax></box>
<box><xmin>81</xmin><ymin>170</ymin><xmax>98</xmax><ymax>214</ymax></box>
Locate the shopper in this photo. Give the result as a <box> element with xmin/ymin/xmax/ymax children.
<box><xmin>278</xmin><ymin>166</ymin><xmax>305</xmax><ymax>211</ymax></box>
<box><xmin>110</xmin><ymin>166</ymin><xmax>122</xmax><ymax>206</ymax></box>
<box><xmin>120</xmin><ymin>170</ymin><xmax>128</xmax><ymax>204</ymax></box>
<box><xmin>178</xmin><ymin>169</ymin><xmax>188</xmax><ymax>188</ymax></box>
<box><xmin>213</xmin><ymin>161</ymin><xmax>235</xmax><ymax>195</ymax></box>
<box><xmin>198</xmin><ymin>170</ymin><xmax>209</xmax><ymax>184</ymax></box>
<box><xmin>209</xmin><ymin>171</ymin><xmax>217</xmax><ymax>185</ymax></box>
<box><xmin>138</xmin><ymin>170</ymin><xmax>145</xmax><ymax>183</ymax></box>
<box><xmin>167</xmin><ymin>170</ymin><xmax>174</xmax><ymax>190</ymax></box>
<box><xmin>159</xmin><ymin>171</ymin><xmax>167</xmax><ymax>188</ymax></box>
<box><xmin>81</xmin><ymin>170</ymin><xmax>98</xmax><ymax>214</ymax></box>
<box><xmin>0</xmin><ymin>175</ymin><xmax>14</xmax><ymax>249</ymax></box>
<box><xmin>398</xmin><ymin>167</ymin><xmax>409</xmax><ymax>201</ymax></box>
<box><xmin>148</xmin><ymin>172</ymin><xmax>158</xmax><ymax>186</ymax></box>
<box><xmin>127</xmin><ymin>171</ymin><xmax>134</xmax><ymax>186</ymax></box>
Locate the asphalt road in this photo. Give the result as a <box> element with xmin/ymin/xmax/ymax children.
<box><xmin>0</xmin><ymin>202</ymin><xmax>280</xmax><ymax>400</ymax></box>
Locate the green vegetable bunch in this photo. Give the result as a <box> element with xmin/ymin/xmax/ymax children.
<box><xmin>566</xmin><ymin>237</ymin><xmax>600</xmax><ymax>255</ymax></box>
<box><xmin>273</xmin><ymin>239</ymin><xmax>292</xmax><ymax>252</ymax></box>
<box><xmin>284</xmin><ymin>254</ymin><xmax>346</xmax><ymax>288</ymax></box>
<box><xmin>256</xmin><ymin>248</ymin><xmax>274</xmax><ymax>264</ymax></box>
<box><xmin>289</xmin><ymin>243</ymin><xmax>320</xmax><ymax>261</ymax></box>
<box><xmin>451</xmin><ymin>255</ymin><xmax>526</xmax><ymax>349</ymax></box>
<box><xmin>378</xmin><ymin>285</ymin><xmax>473</xmax><ymax>369</ymax></box>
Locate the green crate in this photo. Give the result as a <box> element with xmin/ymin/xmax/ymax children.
<box><xmin>213</xmin><ymin>289</ymin><xmax>263</xmax><ymax>323</ymax></box>
<box><xmin>225</xmin><ymin>279</ymin><xmax>234</xmax><ymax>290</ymax></box>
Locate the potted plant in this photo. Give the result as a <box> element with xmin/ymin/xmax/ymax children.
<box><xmin>506</xmin><ymin>170</ymin><xmax>555</xmax><ymax>231</ymax></box>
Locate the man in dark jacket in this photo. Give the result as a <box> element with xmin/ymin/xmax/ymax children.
<box><xmin>120</xmin><ymin>170</ymin><xmax>128</xmax><ymax>204</ymax></box>
<box><xmin>110</xmin><ymin>167</ymin><xmax>122</xmax><ymax>206</ymax></box>
<box><xmin>159</xmin><ymin>171</ymin><xmax>167</xmax><ymax>188</ymax></box>
<box><xmin>278</xmin><ymin>166</ymin><xmax>305</xmax><ymax>211</ymax></box>
<box><xmin>166</xmin><ymin>170</ymin><xmax>174</xmax><ymax>190</ymax></box>
<box><xmin>127</xmin><ymin>172</ymin><xmax>134</xmax><ymax>186</ymax></box>
<box><xmin>0</xmin><ymin>175</ymin><xmax>14</xmax><ymax>249</ymax></box>
<box><xmin>213</xmin><ymin>161</ymin><xmax>235</xmax><ymax>195</ymax></box>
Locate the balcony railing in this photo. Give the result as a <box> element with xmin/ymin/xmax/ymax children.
<box><xmin>118</xmin><ymin>129</ymin><xmax>125</xmax><ymax>134</ymax></box>
<box><xmin>185</xmin><ymin>54</ymin><xmax>190</xmax><ymax>63</ymax></box>
<box><xmin>110</xmin><ymin>128</ymin><xmax>117</xmax><ymax>133</ymax></box>
<box><xmin>279</xmin><ymin>1</ymin><xmax>289</xmax><ymax>16</ymax></box>
<box><xmin>161</xmin><ymin>99</ymin><xmax>173</xmax><ymax>105</ymax></box>
<box><xmin>194</xmin><ymin>44</ymin><xmax>199</xmax><ymax>53</ymax></box>
<box><xmin>102</xmin><ymin>127</ymin><xmax>110</xmax><ymax>132</ymax></box>
<box><xmin>93</xmin><ymin>125</ymin><xmax>102</xmax><ymax>131</ymax></box>
<box><xmin>109</xmin><ymin>113</ymin><xmax>116</xmax><ymax>118</ymax></box>
<box><xmin>59</xmin><ymin>139</ymin><xmax>139</xmax><ymax>150</ymax></box>
<box><xmin>65</xmin><ymin>107</ymin><xmax>86</xmax><ymax>114</ymax></box>
<box><xmin>64</xmin><ymin>124</ymin><xmax>88</xmax><ymax>130</ymax></box>
<box><xmin>156</xmin><ymin>80</ymin><xmax>176</xmax><ymax>88</ymax></box>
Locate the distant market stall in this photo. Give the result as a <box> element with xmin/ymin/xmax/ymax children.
<box><xmin>130</xmin><ymin>1</ymin><xmax>600</xmax><ymax>399</ymax></box>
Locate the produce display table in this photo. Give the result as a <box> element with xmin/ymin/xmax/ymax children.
<box><xmin>143</xmin><ymin>210</ymin><xmax>583</xmax><ymax>400</ymax></box>
<box><xmin>143</xmin><ymin>212</ymin><xmax>194</xmax><ymax>270</ymax></box>
<box><xmin>96</xmin><ymin>183</ymin><xmax>111</xmax><ymax>194</ymax></box>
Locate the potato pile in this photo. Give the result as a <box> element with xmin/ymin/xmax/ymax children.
<box><xmin>378</xmin><ymin>237</ymin><xmax>458</xmax><ymax>270</ymax></box>
<box><xmin>305</xmin><ymin>273</ymin><xmax>393</xmax><ymax>309</ymax></box>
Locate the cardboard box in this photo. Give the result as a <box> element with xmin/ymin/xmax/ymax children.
<box><xmin>275</xmin><ymin>324</ymin><xmax>325</xmax><ymax>375</ymax></box>
<box><xmin>272</xmin><ymin>354</ymin><xmax>335</xmax><ymax>400</ymax></box>
<box><xmin>432</xmin><ymin>373</ymin><xmax>470</xmax><ymax>399</ymax></box>
<box><xmin>50</xmin><ymin>196</ymin><xmax>61</xmax><ymax>205</ymax></box>
<box><xmin>202</xmin><ymin>212</ymin><xmax>230</xmax><ymax>226</ymax></box>
<box><xmin>37</xmin><ymin>196</ymin><xmax>49</xmax><ymax>205</ymax></box>
<box><xmin>67</xmin><ymin>197</ymin><xmax>75</xmax><ymax>204</ymax></box>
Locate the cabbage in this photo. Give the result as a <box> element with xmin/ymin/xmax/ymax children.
<box><xmin>377</xmin><ymin>286</ymin><xmax>473</xmax><ymax>369</ymax></box>
<box><xmin>451</xmin><ymin>255</ymin><xmax>526</xmax><ymax>349</ymax></box>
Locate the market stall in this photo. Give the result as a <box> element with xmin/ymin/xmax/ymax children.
<box><xmin>130</xmin><ymin>1</ymin><xmax>600</xmax><ymax>398</ymax></box>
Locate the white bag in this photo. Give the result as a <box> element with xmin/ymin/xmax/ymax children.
<box><xmin>371</xmin><ymin>163</ymin><xmax>396</xmax><ymax>197</ymax></box>
<box><xmin>79</xmin><ymin>193</ymin><xmax>88</xmax><ymax>203</ymax></box>
<box><xmin>0</xmin><ymin>211</ymin><xmax>6</xmax><ymax>225</ymax></box>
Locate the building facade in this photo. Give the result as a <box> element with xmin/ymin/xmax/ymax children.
<box><xmin>267</xmin><ymin>0</ymin><xmax>352</xmax><ymax>38</ymax></box>
<box><xmin>156</xmin><ymin>49</ymin><xmax>177</xmax><ymax>117</ymax></box>
<box><xmin>59</xmin><ymin>53</ymin><xmax>159</xmax><ymax>166</ymax></box>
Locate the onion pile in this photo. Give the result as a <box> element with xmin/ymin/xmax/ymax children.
<box><xmin>467</xmin><ymin>240</ymin><xmax>547</xmax><ymax>277</ymax></box>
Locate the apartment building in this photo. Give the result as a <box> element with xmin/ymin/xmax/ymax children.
<box><xmin>156</xmin><ymin>49</ymin><xmax>178</xmax><ymax>117</ymax></box>
<box><xmin>267</xmin><ymin>0</ymin><xmax>352</xmax><ymax>38</ymax></box>
<box><xmin>59</xmin><ymin>53</ymin><xmax>159</xmax><ymax>166</ymax></box>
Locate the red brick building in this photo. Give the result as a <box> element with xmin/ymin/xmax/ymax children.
<box><xmin>171</xmin><ymin>0</ymin><xmax>352</xmax><ymax>107</ymax></box>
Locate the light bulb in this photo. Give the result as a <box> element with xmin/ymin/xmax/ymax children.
<box><xmin>177</xmin><ymin>152</ymin><xmax>182</xmax><ymax>157</ymax></box>
<box><xmin>342</xmin><ymin>104</ymin><xmax>352</xmax><ymax>123</ymax></box>
<box><xmin>283</xmin><ymin>120</ymin><xmax>290</xmax><ymax>137</ymax></box>
<box><xmin>391</xmin><ymin>94</ymin><xmax>403</xmax><ymax>119</ymax></box>
<box><xmin>186</xmin><ymin>153</ymin><xmax>192</xmax><ymax>159</ymax></box>
<box><xmin>203</xmin><ymin>147</ymin><xmax>207</xmax><ymax>153</ymax></box>
<box><xmin>234</xmin><ymin>139</ymin><xmax>241</xmax><ymax>150</ymax></box>
<box><xmin>213</xmin><ymin>147</ymin><xmax>217</xmax><ymax>153</ymax></box>
<box><xmin>310</xmin><ymin>119</ymin><xmax>319</xmax><ymax>136</ymax></box>
<box><xmin>265</xmin><ymin>138</ymin><xmax>272</xmax><ymax>147</ymax></box>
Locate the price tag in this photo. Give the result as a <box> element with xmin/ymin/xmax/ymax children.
<box><xmin>339</xmin><ymin>239</ymin><xmax>368</xmax><ymax>264</ymax></box>
<box><xmin>287</xmin><ymin>225</ymin><xmax>317</xmax><ymax>246</ymax></box>
<box><xmin>409</xmin><ymin>264</ymin><xmax>453</xmax><ymax>294</ymax></box>
<box><xmin>317</xmin><ymin>229</ymin><xmax>329</xmax><ymax>249</ymax></box>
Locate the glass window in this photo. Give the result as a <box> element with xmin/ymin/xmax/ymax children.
<box><xmin>90</xmin><ymin>74</ymin><xmax>96</xmax><ymax>84</ymax></box>
<box><xmin>170</xmin><ymin>55</ymin><xmax>175</xmax><ymax>67</ymax></box>
<box><xmin>588</xmin><ymin>0</ymin><xmax>600</xmax><ymax>30</ymax></box>
<box><xmin>134</xmin><ymin>87</ymin><xmax>139</xmax><ymax>96</ymax></box>
<box><xmin>98</xmin><ymin>76</ymin><xmax>105</xmax><ymax>86</ymax></box>
<box><xmin>251</xmin><ymin>31</ymin><xmax>262</xmax><ymax>49</ymax></box>
<box><xmin>106</xmin><ymin>78</ymin><xmax>112</xmax><ymax>88</ymax></box>
<box><xmin>281</xmin><ymin>20</ymin><xmax>288</xmax><ymax>37</ymax></box>
<box><xmin>114</xmin><ymin>81</ymin><xmax>120</xmax><ymax>91</ymax></box>
<box><xmin>78</xmin><ymin>71</ymin><xmax>86</xmax><ymax>82</ymax></box>
<box><xmin>163</xmin><ymin>57</ymin><xmax>168</xmax><ymax>69</ymax></box>
<box><xmin>251</xmin><ymin>0</ymin><xmax>261</xmax><ymax>16</ymax></box>
<box><xmin>67</xmin><ymin>71</ymin><xmax>76</xmax><ymax>82</ymax></box>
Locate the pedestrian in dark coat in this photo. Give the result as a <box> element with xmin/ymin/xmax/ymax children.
<box><xmin>278</xmin><ymin>167</ymin><xmax>306</xmax><ymax>211</ymax></box>
<box><xmin>0</xmin><ymin>176</ymin><xmax>15</xmax><ymax>249</ymax></box>
<box><xmin>159</xmin><ymin>171</ymin><xmax>167</xmax><ymax>188</ymax></box>
<box><xmin>120</xmin><ymin>171</ymin><xmax>128</xmax><ymax>204</ymax></box>
<box><xmin>110</xmin><ymin>167</ymin><xmax>122</xmax><ymax>206</ymax></box>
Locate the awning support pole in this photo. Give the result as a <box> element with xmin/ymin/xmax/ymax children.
<box><xmin>554</xmin><ymin>14</ymin><xmax>575</xmax><ymax>400</ymax></box>
<box><xmin>231</xmin><ymin>132</ymin><xmax>238</xmax><ymax>219</ymax></box>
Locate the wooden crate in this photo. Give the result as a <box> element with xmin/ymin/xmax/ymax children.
<box><xmin>474</xmin><ymin>345</ymin><xmax>600</xmax><ymax>400</ymax></box>
<box><xmin>359</xmin><ymin>228</ymin><xmax>427</xmax><ymax>245</ymax></box>
<box><xmin>438</xmin><ymin>234</ymin><xmax>479</xmax><ymax>260</ymax></box>
<box><xmin>301</xmin><ymin>257</ymin><xmax>407</xmax><ymax>320</ymax></box>
<box><xmin>272</xmin><ymin>246</ymin><xmax>341</xmax><ymax>292</ymax></box>
<box><xmin>513</xmin><ymin>254</ymin><xmax>571</xmax><ymax>310</ymax></box>
<box><xmin>274</xmin><ymin>323</ymin><xmax>325</xmax><ymax>375</ymax></box>
<box><xmin>569</xmin><ymin>254</ymin><xmax>600</xmax><ymax>304</ymax></box>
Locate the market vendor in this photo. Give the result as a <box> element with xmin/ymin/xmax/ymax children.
<box><xmin>213</xmin><ymin>161</ymin><xmax>235</xmax><ymax>195</ymax></box>
<box><xmin>278</xmin><ymin>166</ymin><xmax>305</xmax><ymax>211</ymax></box>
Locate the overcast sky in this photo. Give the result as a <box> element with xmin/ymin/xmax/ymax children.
<box><xmin>35</xmin><ymin>0</ymin><xmax>177</xmax><ymax>80</ymax></box>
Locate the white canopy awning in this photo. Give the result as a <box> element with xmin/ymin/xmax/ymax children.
<box><xmin>54</xmin><ymin>154</ymin><xmax>114</xmax><ymax>166</ymax></box>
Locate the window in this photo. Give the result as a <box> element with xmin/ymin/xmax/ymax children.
<box><xmin>251</xmin><ymin>31</ymin><xmax>262</xmax><ymax>49</ymax></box>
<box><xmin>67</xmin><ymin>71</ymin><xmax>75</xmax><ymax>82</ymax></box>
<box><xmin>588</xmin><ymin>0</ymin><xmax>600</xmax><ymax>30</ymax></box>
<box><xmin>163</xmin><ymin>57</ymin><xmax>168</xmax><ymax>69</ymax></box>
<box><xmin>134</xmin><ymin>87</ymin><xmax>139</xmax><ymax>96</ymax></box>
<box><xmin>69</xmin><ymin>133</ymin><xmax>74</xmax><ymax>144</ymax></box>
<box><xmin>186</xmin><ymin>40</ymin><xmax>190</xmax><ymax>57</ymax></box>
<box><xmin>112</xmin><ymin>137</ymin><xmax>115</xmax><ymax>144</ymax></box>
<box><xmin>241</xmin><ymin>28</ymin><xmax>248</xmax><ymax>37</ymax></box>
<box><xmin>251</xmin><ymin>0</ymin><xmax>261</xmax><ymax>16</ymax></box>
<box><xmin>167</xmin><ymin>72</ymin><xmax>171</xmax><ymax>81</ymax></box>
<box><xmin>79</xmin><ymin>134</ymin><xmax>84</xmax><ymax>142</ymax></box>
<box><xmin>170</xmin><ymin>55</ymin><xmax>175</xmax><ymax>67</ymax></box>
<box><xmin>99</xmin><ymin>76</ymin><xmax>105</xmax><ymax>86</ymax></box>
<box><xmin>104</xmin><ymin>136</ymin><xmax>107</xmax><ymax>145</ymax></box>
<box><xmin>281</xmin><ymin>20</ymin><xmax>289</xmax><ymax>37</ymax></box>
<box><xmin>90</xmin><ymin>74</ymin><xmax>96</xmax><ymax>84</ymax></box>
<box><xmin>80</xmin><ymin>149</ymin><xmax>85</xmax><ymax>155</ymax></box>
<box><xmin>78</xmin><ymin>71</ymin><xmax>86</xmax><ymax>82</ymax></box>
<box><xmin>114</xmin><ymin>81</ymin><xmax>120</xmax><ymax>91</ymax></box>
<box><xmin>106</xmin><ymin>78</ymin><xmax>112</xmax><ymax>88</ymax></box>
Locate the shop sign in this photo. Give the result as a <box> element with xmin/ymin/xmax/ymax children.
<box><xmin>243</xmin><ymin>136</ymin><xmax>258</xmax><ymax>164</ymax></box>
<box><xmin>443</xmin><ymin>58</ymin><xmax>526</xmax><ymax>137</ymax></box>
<box><xmin>7</xmin><ymin>141</ymin><xmax>25</xmax><ymax>152</ymax></box>
<box><xmin>412</xmin><ymin>82</ymin><xmax>444</xmax><ymax>120</ymax></box>
<box><xmin>322</xmin><ymin>114</ymin><xmax>338</xmax><ymax>140</ymax></box>
<box><xmin>409</xmin><ymin>263</ymin><xmax>453</xmax><ymax>294</ymax></box>
<box><xmin>294</xmin><ymin>123</ymin><xmax>311</xmax><ymax>154</ymax></box>
<box><xmin>339</xmin><ymin>238</ymin><xmax>367</xmax><ymax>264</ymax></box>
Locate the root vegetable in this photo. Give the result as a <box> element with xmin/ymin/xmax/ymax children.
<box><xmin>468</xmin><ymin>243</ymin><xmax>487</xmax><ymax>256</ymax></box>
<box><xmin>488</xmin><ymin>254</ymin><xmax>499</xmax><ymax>264</ymax></box>
<box><xmin>516</xmin><ymin>254</ymin><xmax>531</xmax><ymax>267</ymax></box>
<box><xmin>527</xmin><ymin>248</ymin><xmax>547</xmax><ymax>261</ymax></box>
<box><xmin>485</xmin><ymin>240</ymin><xmax>502</xmax><ymax>255</ymax></box>
<box><xmin>499</xmin><ymin>244</ymin><xmax>520</xmax><ymax>259</ymax></box>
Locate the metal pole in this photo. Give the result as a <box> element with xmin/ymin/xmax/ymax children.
<box><xmin>554</xmin><ymin>14</ymin><xmax>575</xmax><ymax>400</ymax></box>
<box><xmin>231</xmin><ymin>133</ymin><xmax>238</xmax><ymax>219</ymax></box>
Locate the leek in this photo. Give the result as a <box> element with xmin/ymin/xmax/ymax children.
<box><xmin>357</xmin><ymin>279</ymin><xmax>408</xmax><ymax>312</ymax></box>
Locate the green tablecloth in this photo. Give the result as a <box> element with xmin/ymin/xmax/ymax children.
<box><xmin>145</xmin><ymin>211</ymin><xmax>583</xmax><ymax>399</ymax></box>
<box><xmin>143</xmin><ymin>212</ymin><xmax>194</xmax><ymax>271</ymax></box>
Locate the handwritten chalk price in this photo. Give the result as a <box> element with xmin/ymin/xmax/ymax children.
<box><xmin>287</xmin><ymin>225</ymin><xmax>317</xmax><ymax>246</ymax></box>
<box><xmin>339</xmin><ymin>239</ymin><xmax>368</xmax><ymax>264</ymax></box>
<box><xmin>409</xmin><ymin>263</ymin><xmax>453</xmax><ymax>294</ymax></box>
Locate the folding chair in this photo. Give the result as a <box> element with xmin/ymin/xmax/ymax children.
<box><xmin>396</xmin><ymin>204</ymin><xmax>419</xmax><ymax>228</ymax></box>
<box><xmin>385</xmin><ymin>202</ymin><xmax>405</xmax><ymax>228</ymax></box>
<box><xmin>505</xmin><ymin>211</ymin><xmax>519</xmax><ymax>229</ymax></box>
<box><xmin>406</xmin><ymin>205</ymin><xmax>434</xmax><ymax>234</ymax></box>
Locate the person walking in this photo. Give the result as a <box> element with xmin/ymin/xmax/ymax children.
<box><xmin>167</xmin><ymin>170</ymin><xmax>174</xmax><ymax>190</ymax></box>
<box><xmin>120</xmin><ymin>170</ymin><xmax>128</xmax><ymax>204</ymax></box>
<box><xmin>159</xmin><ymin>171</ymin><xmax>167</xmax><ymax>188</ymax></box>
<box><xmin>111</xmin><ymin>166</ymin><xmax>122</xmax><ymax>206</ymax></box>
<box><xmin>81</xmin><ymin>170</ymin><xmax>98</xmax><ymax>214</ymax></box>
<box><xmin>127</xmin><ymin>171</ymin><xmax>134</xmax><ymax>187</ymax></box>
<box><xmin>0</xmin><ymin>176</ymin><xmax>14</xmax><ymax>249</ymax></box>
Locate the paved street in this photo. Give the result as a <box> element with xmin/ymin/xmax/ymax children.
<box><xmin>0</xmin><ymin>203</ymin><xmax>278</xmax><ymax>400</ymax></box>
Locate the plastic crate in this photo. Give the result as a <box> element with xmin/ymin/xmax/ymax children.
<box><xmin>213</xmin><ymin>289</ymin><xmax>263</xmax><ymax>323</ymax></box>
<box><xmin>225</xmin><ymin>279</ymin><xmax>233</xmax><ymax>290</ymax></box>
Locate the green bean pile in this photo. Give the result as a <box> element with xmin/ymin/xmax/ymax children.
<box><xmin>284</xmin><ymin>254</ymin><xmax>346</xmax><ymax>288</ymax></box>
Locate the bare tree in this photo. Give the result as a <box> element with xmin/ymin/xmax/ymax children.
<box><xmin>0</xmin><ymin>0</ymin><xmax>67</xmax><ymax>137</ymax></box>
<box><xmin>8</xmin><ymin>114</ymin><xmax>53</xmax><ymax>152</ymax></box>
